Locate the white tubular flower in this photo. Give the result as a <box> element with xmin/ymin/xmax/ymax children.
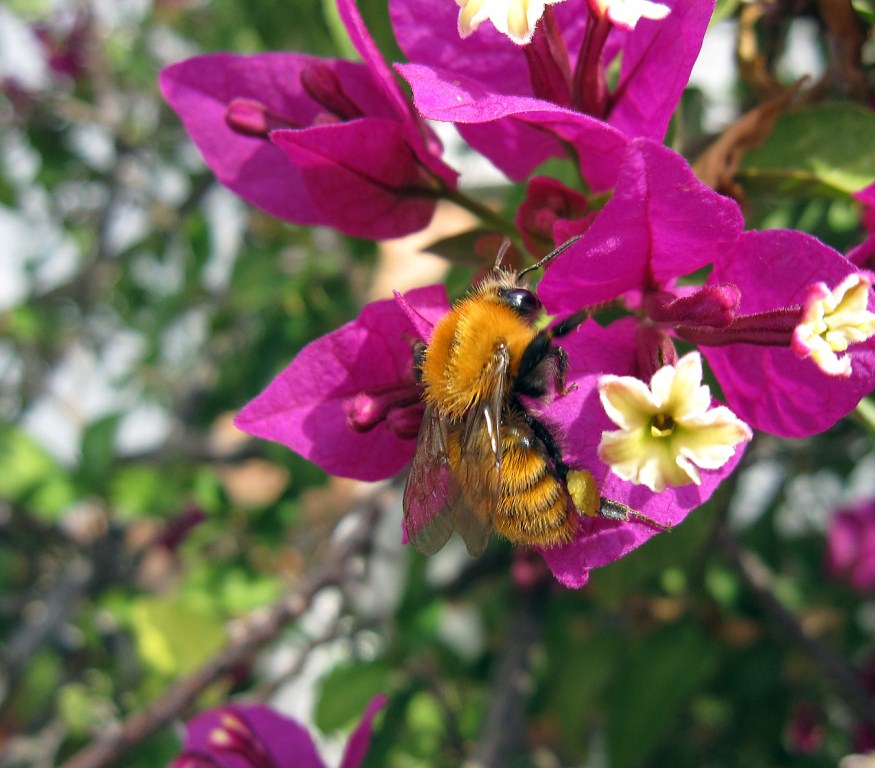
<box><xmin>588</xmin><ymin>0</ymin><xmax>670</xmax><ymax>29</ymax></box>
<box><xmin>456</xmin><ymin>0</ymin><xmax>567</xmax><ymax>45</ymax></box>
<box><xmin>792</xmin><ymin>273</ymin><xmax>875</xmax><ymax>378</ymax></box>
<box><xmin>598</xmin><ymin>352</ymin><xmax>752</xmax><ymax>493</ymax></box>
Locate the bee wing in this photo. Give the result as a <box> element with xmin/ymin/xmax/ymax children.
<box><xmin>403</xmin><ymin>404</ymin><xmax>455</xmax><ymax>555</ymax></box>
<box><xmin>448</xmin><ymin>346</ymin><xmax>508</xmax><ymax>557</ymax></box>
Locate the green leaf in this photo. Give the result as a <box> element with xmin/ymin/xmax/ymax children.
<box><xmin>605</xmin><ymin>624</ymin><xmax>719</xmax><ymax>768</ymax></box>
<box><xmin>129</xmin><ymin>595</ymin><xmax>226</xmax><ymax>676</ymax></box>
<box><xmin>316</xmin><ymin>660</ymin><xmax>392</xmax><ymax>733</ymax></box>
<box><xmin>738</xmin><ymin>103</ymin><xmax>875</xmax><ymax>199</ymax></box>
<box><xmin>0</xmin><ymin>427</ymin><xmax>76</xmax><ymax>520</ymax></box>
<box><xmin>79</xmin><ymin>414</ymin><xmax>121</xmax><ymax>489</ymax></box>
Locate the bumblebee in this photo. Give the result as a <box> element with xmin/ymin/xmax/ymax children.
<box><xmin>403</xmin><ymin>241</ymin><xmax>663</xmax><ymax>557</ymax></box>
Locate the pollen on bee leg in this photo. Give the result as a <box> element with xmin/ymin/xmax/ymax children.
<box><xmin>791</xmin><ymin>273</ymin><xmax>875</xmax><ymax>377</ymax></box>
<box><xmin>566</xmin><ymin>469</ymin><xmax>600</xmax><ymax>517</ymax></box>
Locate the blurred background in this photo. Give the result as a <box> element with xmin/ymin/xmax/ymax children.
<box><xmin>1</xmin><ymin>1</ymin><xmax>875</xmax><ymax>766</ymax></box>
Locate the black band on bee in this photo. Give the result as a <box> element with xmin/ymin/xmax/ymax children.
<box><xmin>520</xmin><ymin>409</ymin><xmax>571</xmax><ymax>482</ymax></box>
<box><xmin>515</xmin><ymin>333</ymin><xmax>555</xmax><ymax>398</ymax></box>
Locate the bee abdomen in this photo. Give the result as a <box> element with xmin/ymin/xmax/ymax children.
<box><xmin>497</xmin><ymin>446</ymin><xmax>578</xmax><ymax>547</ymax></box>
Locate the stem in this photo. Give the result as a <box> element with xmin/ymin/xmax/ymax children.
<box><xmin>852</xmin><ymin>396</ymin><xmax>875</xmax><ymax>437</ymax></box>
<box><xmin>440</xmin><ymin>187</ymin><xmax>520</xmax><ymax>241</ymax></box>
<box><xmin>466</xmin><ymin>581</ymin><xmax>549</xmax><ymax>768</ymax></box>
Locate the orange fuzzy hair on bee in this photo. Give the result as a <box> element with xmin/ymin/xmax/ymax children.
<box><xmin>420</xmin><ymin>270</ymin><xmax>537</xmax><ymax>421</ymax></box>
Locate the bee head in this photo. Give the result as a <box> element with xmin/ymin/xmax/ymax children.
<box><xmin>497</xmin><ymin>285</ymin><xmax>542</xmax><ymax>320</ymax></box>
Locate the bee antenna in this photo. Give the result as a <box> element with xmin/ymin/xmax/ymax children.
<box><xmin>493</xmin><ymin>237</ymin><xmax>513</xmax><ymax>270</ymax></box>
<box><xmin>518</xmin><ymin>236</ymin><xmax>581</xmax><ymax>280</ymax></box>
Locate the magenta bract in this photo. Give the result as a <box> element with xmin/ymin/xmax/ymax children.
<box><xmin>390</xmin><ymin>0</ymin><xmax>712</xmax><ymax>180</ymax></box>
<box><xmin>169</xmin><ymin>695</ymin><xmax>387</xmax><ymax>768</ymax></box>
<box><xmin>235</xmin><ymin>286</ymin><xmax>449</xmax><ymax>482</ymax></box>
<box><xmin>159</xmin><ymin>1</ymin><xmax>456</xmax><ymax>239</ymax></box>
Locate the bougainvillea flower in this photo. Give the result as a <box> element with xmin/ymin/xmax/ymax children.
<box><xmin>235</xmin><ymin>286</ymin><xmax>449</xmax><ymax>482</ymax></box>
<box><xmin>169</xmin><ymin>695</ymin><xmax>387</xmax><ymax>768</ymax></box>
<box><xmin>792</xmin><ymin>274</ymin><xmax>875</xmax><ymax>377</ymax></box>
<box><xmin>390</xmin><ymin>0</ymin><xmax>711</xmax><ymax>179</ymax></box>
<box><xmin>587</xmin><ymin>0</ymin><xmax>670</xmax><ymax>29</ymax></box>
<box><xmin>701</xmin><ymin>231</ymin><xmax>875</xmax><ymax>437</ymax></box>
<box><xmin>457</xmin><ymin>0</ymin><xmax>567</xmax><ymax>44</ymax></box>
<box><xmin>533</xmin><ymin>320</ymin><xmax>747</xmax><ymax>588</ymax></box>
<box><xmin>160</xmin><ymin>0</ymin><xmax>456</xmax><ymax>240</ymax></box>
<box><xmin>515</xmin><ymin>176</ymin><xmax>592</xmax><ymax>256</ymax></box>
<box><xmin>537</xmin><ymin>138</ymin><xmax>875</xmax><ymax>439</ymax></box>
<box><xmin>598</xmin><ymin>352</ymin><xmax>752</xmax><ymax>492</ymax></box>
<box><xmin>825</xmin><ymin>499</ymin><xmax>875</xmax><ymax>593</ymax></box>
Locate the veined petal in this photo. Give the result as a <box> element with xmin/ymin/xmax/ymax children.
<box><xmin>598</xmin><ymin>373</ymin><xmax>657</xmax><ymax>429</ymax></box>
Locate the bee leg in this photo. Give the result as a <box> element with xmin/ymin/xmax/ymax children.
<box><xmin>516</xmin><ymin>308</ymin><xmax>590</xmax><ymax>397</ymax></box>
<box><xmin>598</xmin><ymin>497</ymin><xmax>673</xmax><ymax>532</ymax></box>
<box><xmin>412</xmin><ymin>340</ymin><xmax>427</xmax><ymax>383</ymax></box>
<box><xmin>550</xmin><ymin>309</ymin><xmax>590</xmax><ymax>339</ymax></box>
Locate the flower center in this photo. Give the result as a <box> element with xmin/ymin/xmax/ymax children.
<box><xmin>792</xmin><ymin>274</ymin><xmax>875</xmax><ymax>377</ymax></box>
<box><xmin>650</xmin><ymin>412</ymin><xmax>674</xmax><ymax>438</ymax></box>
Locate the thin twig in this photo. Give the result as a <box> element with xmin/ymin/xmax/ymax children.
<box><xmin>59</xmin><ymin>501</ymin><xmax>381</xmax><ymax>768</ymax></box>
<box><xmin>717</xmin><ymin>523</ymin><xmax>875</xmax><ymax>728</ymax></box>
<box><xmin>465</xmin><ymin>581</ymin><xmax>549</xmax><ymax>768</ymax></box>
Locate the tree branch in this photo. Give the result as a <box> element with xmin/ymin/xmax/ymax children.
<box><xmin>59</xmin><ymin>500</ymin><xmax>381</xmax><ymax>768</ymax></box>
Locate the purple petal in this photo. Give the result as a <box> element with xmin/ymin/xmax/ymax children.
<box><xmin>702</xmin><ymin>230</ymin><xmax>875</xmax><ymax>437</ymax></box>
<box><xmin>338</xmin><ymin>694</ymin><xmax>388</xmax><ymax>768</ymax></box>
<box><xmin>393</xmin><ymin>288</ymin><xmax>446</xmax><ymax>341</ymax></box>
<box><xmin>160</xmin><ymin>54</ymin><xmax>387</xmax><ymax>226</ymax></box>
<box><xmin>235</xmin><ymin>285</ymin><xmax>449</xmax><ymax>481</ymax></box>
<box><xmin>396</xmin><ymin>63</ymin><xmax>628</xmax><ymax>188</ymax></box>
<box><xmin>538</xmin><ymin>139</ymin><xmax>743</xmax><ymax>312</ymax></box>
<box><xmin>538</xmin><ymin>318</ymin><xmax>743</xmax><ymax>587</ymax></box>
<box><xmin>390</xmin><ymin>0</ymin><xmax>582</xmax><ymax>97</ymax></box>
<box><xmin>336</xmin><ymin>0</ymin><xmax>457</xmax><ymax>187</ymax></box>
<box><xmin>270</xmin><ymin>119</ymin><xmax>439</xmax><ymax>239</ymax></box>
<box><xmin>608</xmin><ymin>0</ymin><xmax>714</xmax><ymax>140</ymax></box>
<box><xmin>182</xmin><ymin>705</ymin><xmax>324</xmax><ymax>768</ymax></box>
<box><xmin>853</xmin><ymin>182</ymin><xmax>875</xmax><ymax>209</ymax></box>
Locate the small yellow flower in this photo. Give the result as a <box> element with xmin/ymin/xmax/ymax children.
<box><xmin>792</xmin><ymin>274</ymin><xmax>875</xmax><ymax>378</ymax></box>
<box><xmin>589</xmin><ymin>0</ymin><xmax>670</xmax><ymax>29</ymax></box>
<box><xmin>456</xmin><ymin>0</ymin><xmax>566</xmax><ymax>45</ymax></box>
<box><xmin>598</xmin><ymin>352</ymin><xmax>752</xmax><ymax>493</ymax></box>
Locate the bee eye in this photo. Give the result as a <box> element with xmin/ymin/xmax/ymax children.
<box><xmin>500</xmin><ymin>287</ymin><xmax>542</xmax><ymax>318</ymax></box>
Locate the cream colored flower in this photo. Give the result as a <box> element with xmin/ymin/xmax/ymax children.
<box><xmin>456</xmin><ymin>0</ymin><xmax>566</xmax><ymax>45</ymax></box>
<box><xmin>792</xmin><ymin>273</ymin><xmax>875</xmax><ymax>377</ymax></box>
<box><xmin>598</xmin><ymin>352</ymin><xmax>752</xmax><ymax>493</ymax></box>
<box><xmin>589</xmin><ymin>0</ymin><xmax>670</xmax><ymax>29</ymax></box>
